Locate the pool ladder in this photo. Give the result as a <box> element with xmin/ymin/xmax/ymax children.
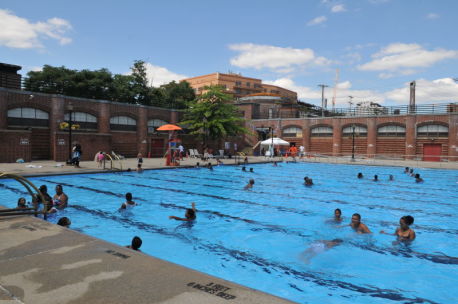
<box><xmin>104</xmin><ymin>153</ymin><xmax>123</xmax><ymax>171</ymax></box>
<box><xmin>0</xmin><ymin>172</ymin><xmax>50</xmax><ymax>219</ymax></box>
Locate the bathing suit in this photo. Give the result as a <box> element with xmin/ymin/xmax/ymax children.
<box><xmin>310</xmin><ymin>242</ymin><xmax>326</xmax><ymax>254</ymax></box>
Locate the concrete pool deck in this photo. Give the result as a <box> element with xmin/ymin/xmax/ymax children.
<box><xmin>0</xmin><ymin>214</ymin><xmax>294</xmax><ymax>304</ymax></box>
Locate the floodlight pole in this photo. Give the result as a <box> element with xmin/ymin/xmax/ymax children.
<box><xmin>351</xmin><ymin>124</ymin><xmax>356</xmax><ymax>161</ymax></box>
<box><xmin>318</xmin><ymin>84</ymin><xmax>328</xmax><ymax>117</ymax></box>
<box><xmin>67</xmin><ymin>103</ymin><xmax>74</xmax><ymax>164</ymax></box>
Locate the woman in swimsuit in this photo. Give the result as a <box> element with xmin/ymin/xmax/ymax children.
<box><xmin>380</xmin><ymin>215</ymin><xmax>416</xmax><ymax>241</ymax></box>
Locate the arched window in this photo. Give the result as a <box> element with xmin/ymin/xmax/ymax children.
<box><xmin>147</xmin><ymin>119</ymin><xmax>168</xmax><ymax>133</ymax></box>
<box><xmin>282</xmin><ymin>127</ymin><xmax>303</xmax><ymax>138</ymax></box>
<box><xmin>378</xmin><ymin>125</ymin><xmax>406</xmax><ymax>137</ymax></box>
<box><xmin>64</xmin><ymin>112</ymin><xmax>97</xmax><ymax>130</ymax></box>
<box><xmin>417</xmin><ymin>124</ymin><xmax>448</xmax><ymax>137</ymax></box>
<box><xmin>311</xmin><ymin>126</ymin><xmax>333</xmax><ymax>137</ymax></box>
<box><xmin>110</xmin><ymin>116</ymin><xmax>137</xmax><ymax>131</ymax></box>
<box><xmin>342</xmin><ymin>125</ymin><xmax>367</xmax><ymax>136</ymax></box>
<box><xmin>7</xmin><ymin>107</ymin><xmax>49</xmax><ymax>127</ymax></box>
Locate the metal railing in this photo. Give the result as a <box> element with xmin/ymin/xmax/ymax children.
<box><xmin>252</xmin><ymin>103</ymin><xmax>458</xmax><ymax>119</ymax></box>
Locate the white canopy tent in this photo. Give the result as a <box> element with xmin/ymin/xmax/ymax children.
<box><xmin>259</xmin><ymin>137</ymin><xmax>290</xmax><ymax>157</ymax></box>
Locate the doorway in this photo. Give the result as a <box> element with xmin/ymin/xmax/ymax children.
<box><xmin>423</xmin><ymin>144</ymin><xmax>442</xmax><ymax>162</ymax></box>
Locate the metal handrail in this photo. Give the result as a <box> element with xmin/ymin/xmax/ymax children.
<box><xmin>0</xmin><ymin>172</ymin><xmax>49</xmax><ymax>219</ymax></box>
<box><xmin>104</xmin><ymin>154</ymin><xmax>122</xmax><ymax>171</ymax></box>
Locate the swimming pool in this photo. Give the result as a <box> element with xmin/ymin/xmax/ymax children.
<box><xmin>1</xmin><ymin>162</ymin><xmax>457</xmax><ymax>303</ymax></box>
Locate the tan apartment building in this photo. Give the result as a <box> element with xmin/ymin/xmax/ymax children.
<box><xmin>182</xmin><ymin>72</ymin><xmax>297</xmax><ymax>101</ymax></box>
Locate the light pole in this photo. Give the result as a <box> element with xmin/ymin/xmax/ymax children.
<box><xmin>351</xmin><ymin>124</ymin><xmax>356</xmax><ymax>161</ymax></box>
<box><xmin>67</xmin><ymin>103</ymin><xmax>74</xmax><ymax>164</ymax></box>
<box><xmin>318</xmin><ymin>84</ymin><xmax>328</xmax><ymax>117</ymax></box>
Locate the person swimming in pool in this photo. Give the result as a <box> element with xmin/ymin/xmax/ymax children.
<box><xmin>373</xmin><ymin>175</ymin><xmax>378</xmax><ymax>181</ymax></box>
<box><xmin>249</xmin><ymin>168</ymin><xmax>254</xmax><ymax>173</ymax></box>
<box><xmin>380</xmin><ymin>215</ymin><xmax>416</xmax><ymax>241</ymax></box>
<box><xmin>242</xmin><ymin>166</ymin><xmax>246</xmax><ymax>171</ymax></box>
<box><xmin>300</xmin><ymin>239</ymin><xmax>343</xmax><ymax>262</ymax></box>
<box><xmin>350</xmin><ymin>213</ymin><xmax>371</xmax><ymax>234</ymax></box>
<box><xmin>126</xmin><ymin>236</ymin><xmax>142</xmax><ymax>251</ymax></box>
<box><xmin>53</xmin><ymin>184</ymin><xmax>68</xmax><ymax>209</ymax></box>
<box><xmin>357</xmin><ymin>172</ymin><xmax>364</xmax><ymax>179</ymax></box>
<box><xmin>244</xmin><ymin>179</ymin><xmax>255</xmax><ymax>190</ymax></box>
<box><xmin>404</xmin><ymin>167</ymin><xmax>409</xmax><ymax>173</ymax></box>
<box><xmin>169</xmin><ymin>202</ymin><xmax>196</xmax><ymax>221</ymax></box>
<box><xmin>389</xmin><ymin>174</ymin><xmax>394</xmax><ymax>181</ymax></box>
<box><xmin>57</xmin><ymin>217</ymin><xmax>71</xmax><ymax>228</ymax></box>
<box><xmin>415</xmin><ymin>173</ymin><xmax>424</xmax><ymax>183</ymax></box>
<box><xmin>17</xmin><ymin>197</ymin><xmax>27</xmax><ymax>209</ymax></box>
<box><xmin>120</xmin><ymin>192</ymin><xmax>136</xmax><ymax>210</ymax></box>
<box><xmin>333</xmin><ymin>208</ymin><xmax>343</xmax><ymax>223</ymax></box>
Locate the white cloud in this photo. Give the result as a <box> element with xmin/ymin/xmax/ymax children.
<box><xmin>265</xmin><ymin>78</ymin><xmax>384</xmax><ymax>106</ymax></box>
<box><xmin>378</xmin><ymin>69</ymin><xmax>417</xmax><ymax>79</ymax></box>
<box><xmin>229</xmin><ymin>43</ymin><xmax>331</xmax><ymax>72</ymax></box>
<box><xmin>331</xmin><ymin>4</ymin><xmax>346</xmax><ymax>13</ymax></box>
<box><xmin>358</xmin><ymin>43</ymin><xmax>458</xmax><ymax>77</ymax></box>
<box><xmin>142</xmin><ymin>63</ymin><xmax>188</xmax><ymax>87</ymax></box>
<box><xmin>0</xmin><ymin>9</ymin><xmax>72</xmax><ymax>49</ymax></box>
<box><xmin>426</xmin><ymin>13</ymin><xmax>439</xmax><ymax>19</ymax></box>
<box><xmin>307</xmin><ymin>16</ymin><xmax>327</xmax><ymax>26</ymax></box>
<box><xmin>385</xmin><ymin>78</ymin><xmax>458</xmax><ymax>104</ymax></box>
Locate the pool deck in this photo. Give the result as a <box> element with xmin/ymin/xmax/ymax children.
<box><xmin>0</xmin><ymin>214</ymin><xmax>294</xmax><ymax>304</ymax></box>
<box><xmin>0</xmin><ymin>155</ymin><xmax>457</xmax><ymax>177</ymax></box>
<box><xmin>1</xmin><ymin>156</ymin><xmax>457</xmax><ymax>303</ymax></box>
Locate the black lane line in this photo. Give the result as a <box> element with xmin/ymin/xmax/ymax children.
<box><xmin>70</xmin><ymin>204</ymin><xmax>439</xmax><ymax>304</ymax></box>
<box><xmin>2</xmin><ymin>182</ymin><xmax>456</xmax><ymax>266</ymax></box>
<box><xmin>119</xmin><ymin>173</ymin><xmax>452</xmax><ymax>218</ymax></box>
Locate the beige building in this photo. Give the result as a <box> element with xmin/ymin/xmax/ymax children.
<box><xmin>183</xmin><ymin>72</ymin><xmax>297</xmax><ymax>101</ymax></box>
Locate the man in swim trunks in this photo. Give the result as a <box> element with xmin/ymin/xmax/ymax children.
<box><xmin>380</xmin><ymin>215</ymin><xmax>416</xmax><ymax>241</ymax></box>
<box><xmin>53</xmin><ymin>185</ymin><xmax>68</xmax><ymax>209</ymax></box>
<box><xmin>244</xmin><ymin>179</ymin><xmax>255</xmax><ymax>190</ymax></box>
<box><xmin>169</xmin><ymin>202</ymin><xmax>196</xmax><ymax>221</ymax></box>
<box><xmin>350</xmin><ymin>213</ymin><xmax>371</xmax><ymax>234</ymax></box>
<box><xmin>120</xmin><ymin>192</ymin><xmax>136</xmax><ymax>210</ymax></box>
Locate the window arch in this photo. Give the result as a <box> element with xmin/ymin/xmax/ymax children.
<box><xmin>110</xmin><ymin>115</ymin><xmax>137</xmax><ymax>131</ymax></box>
<box><xmin>378</xmin><ymin>125</ymin><xmax>406</xmax><ymax>137</ymax></box>
<box><xmin>7</xmin><ymin>107</ymin><xmax>49</xmax><ymax>127</ymax></box>
<box><xmin>64</xmin><ymin>112</ymin><xmax>98</xmax><ymax>130</ymax></box>
<box><xmin>282</xmin><ymin>126</ymin><xmax>303</xmax><ymax>138</ymax></box>
<box><xmin>311</xmin><ymin>126</ymin><xmax>333</xmax><ymax>137</ymax></box>
<box><xmin>342</xmin><ymin>125</ymin><xmax>367</xmax><ymax>136</ymax></box>
<box><xmin>147</xmin><ymin>119</ymin><xmax>168</xmax><ymax>133</ymax></box>
<box><xmin>417</xmin><ymin>124</ymin><xmax>448</xmax><ymax>137</ymax></box>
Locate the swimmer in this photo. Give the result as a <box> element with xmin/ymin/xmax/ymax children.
<box><xmin>404</xmin><ymin>167</ymin><xmax>409</xmax><ymax>173</ymax></box>
<box><xmin>249</xmin><ymin>168</ymin><xmax>254</xmax><ymax>173</ymax></box>
<box><xmin>137</xmin><ymin>163</ymin><xmax>143</xmax><ymax>173</ymax></box>
<box><xmin>126</xmin><ymin>236</ymin><xmax>142</xmax><ymax>251</ymax></box>
<box><xmin>373</xmin><ymin>175</ymin><xmax>378</xmax><ymax>181</ymax></box>
<box><xmin>409</xmin><ymin>168</ymin><xmax>414</xmax><ymax>176</ymax></box>
<box><xmin>196</xmin><ymin>162</ymin><xmax>200</xmax><ymax>168</ymax></box>
<box><xmin>350</xmin><ymin>213</ymin><xmax>371</xmax><ymax>234</ymax></box>
<box><xmin>53</xmin><ymin>185</ymin><xmax>68</xmax><ymax>209</ymax></box>
<box><xmin>120</xmin><ymin>192</ymin><xmax>136</xmax><ymax>210</ymax></box>
<box><xmin>273</xmin><ymin>161</ymin><xmax>278</xmax><ymax>167</ymax></box>
<box><xmin>37</xmin><ymin>185</ymin><xmax>52</xmax><ymax>205</ymax></box>
<box><xmin>244</xmin><ymin>179</ymin><xmax>255</xmax><ymax>190</ymax></box>
<box><xmin>242</xmin><ymin>166</ymin><xmax>246</xmax><ymax>171</ymax></box>
<box><xmin>389</xmin><ymin>174</ymin><xmax>394</xmax><ymax>181</ymax></box>
<box><xmin>304</xmin><ymin>176</ymin><xmax>313</xmax><ymax>186</ymax></box>
<box><xmin>57</xmin><ymin>217</ymin><xmax>71</xmax><ymax>228</ymax></box>
<box><xmin>415</xmin><ymin>173</ymin><xmax>424</xmax><ymax>183</ymax></box>
<box><xmin>17</xmin><ymin>197</ymin><xmax>27</xmax><ymax>209</ymax></box>
<box><xmin>300</xmin><ymin>239</ymin><xmax>343</xmax><ymax>262</ymax></box>
<box><xmin>207</xmin><ymin>162</ymin><xmax>213</xmax><ymax>170</ymax></box>
<box><xmin>217</xmin><ymin>159</ymin><xmax>223</xmax><ymax>165</ymax></box>
<box><xmin>169</xmin><ymin>202</ymin><xmax>196</xmax><ymax>221</ymax></box>
<box><xmin>357</xmin><ymin>172</ymin><xmax>363</xmax><ymax>179</ymax></box>
<box><xmin>380</xmin><ymin>215</ymin><xmax>416</xmax><ymax>241</ymax></box>
<box><xmin>333</xmin><ymin>208</ymin><xmax>343</xmax><ymax>223</ymax></box>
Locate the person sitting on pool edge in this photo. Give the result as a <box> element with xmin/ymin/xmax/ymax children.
<box><xmin>120</xmin><ymin>192</ymin><xmax>136</xmax><ymax>210</ymax></box>
<box><xmin>169</xmin><ymin>202</ymin><xmax>196</xmax><ymax>221</ymax></box>
<box><xmin>244</xmin><ymin>179</ymin><xmax>255</xmax><ymax>190</ymax></box>
<box><xmin>380</xmin><ymin>215</ymin><xmax>416</xmax><ymax>241</ymax></box>
<box><xmin>357</xmin><ymin>172</ymin><xmax>364</xmax><ymax>179</ymax></box>
<box><xmin>57</xmin><ymin>217</ymin><xmax>71</xmax><ymax>228</ymax></box>
<box><xmin>415</xmin><ymin>173</ymin><xmax>424</xmax><ymax>183</ymax></box>
<box><xmin>126</xmin><ymin>236</ymin><xmax>142</xmax><ymax>251</ymax></box>
<box><xmin>350</xmin><ymin>213</ymin><xmax>371</xmax><ymax>234</ymax></box>
<box><xmin>53</xmin><ymin>184</ymin><xmax>68</xmax><ymax>209</ymax></box>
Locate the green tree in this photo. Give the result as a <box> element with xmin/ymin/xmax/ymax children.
<box><xmin>159</xmin><ymin>80</ymin><xmax>195</xmax><ymax>109</ymax></box>
<box><xmin>181</xmin><ymin>85</ymin><xmax>249</xmax><ymax>147</ymax></box>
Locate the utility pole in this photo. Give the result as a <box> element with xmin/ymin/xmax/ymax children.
<box><xmin>318</xmin><ymin>84</ymin><xmax>328</xmax><ymax>117</ymax></box>
<box><xmin>348</xmin><ymin>96</ymin><xmax>354</xmax><ymax>116</ymax></box>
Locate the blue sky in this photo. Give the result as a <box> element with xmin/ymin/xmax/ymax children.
<box><xmin>1</xmin><ymin>0</ymin><xmax>458</xmax><ymax>106</ymax></box>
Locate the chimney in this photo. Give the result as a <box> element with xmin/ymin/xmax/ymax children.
<box><xmin>409</xmin><ymin>81</ymin><xmax>416</xmax><ymax>113</ymax></box>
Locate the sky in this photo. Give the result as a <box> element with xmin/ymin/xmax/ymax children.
<box><xmin>1</xmin><ymin>0</ymin><xmax>458</xmax><ymax>106</ymax></box>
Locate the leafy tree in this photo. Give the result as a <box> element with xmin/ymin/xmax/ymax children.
<box><xmin>159</xmin><ymin>80</ymin><xmax>195</xmax><ymax>109</ymax></box>
<box><xmin>181</xmin><ymin>85</ymin><xmax>248</xmax><ymax>147</ymax></box>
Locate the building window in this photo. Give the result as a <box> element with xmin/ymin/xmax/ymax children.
<box><xmin>417</xmin><ymin>124</ymin><xmax>448</xmax><ymax>137</ymax></box>
<box><xmin>64</xmin><ymin>112</ymin><xmax>97</xmax><ymax>130</ymax></box>
<box><xmin>110</xmin><ymin>116</ymin><xmax>137</xmax><ymax>131</ymax></box>
<box><xmin>147</xmin><ymin>119</ymin><xmax>168</xmax><ymax>133</ymax></box>
<box><xmin>342</xmin><ymin>126</ymin><xmax>368</xmax><ymax>136</ymax></box>
<box><xmin>7</xmin><ymin>107</ymin><xmax>49</xmax><ymax>127</ymax></box>
<box><xmin>268</xmin><ymin>108</ymin><xmax>273</xmax><ymax>119</ymax></box>
<box><xmin>283</xmin><ymin>127</ymin><xmax>303</xmax><ymax>138</ymax></box>
<box><xmin>311</xmin><ymin>126</ymin><xmax>333</xmax><ymax>137</ymax></box>
<box><xmin>377</xmin><ymin>125</ymin><xmax>406</xmax><ymax>137</ymax></box>
<box><xmin>246</xmin><ymin>82</ymin><xmax>251</xmax><ymax>87</ymax></box>
<box><xmin>235</xmin><ymin>81</ymin><xmax>242</xmax><ymax>86</ymax></box>
<box><xmin>254</xmin><ymin>84</ymin><xmax>262</xmax><ymax>88</ymax></box>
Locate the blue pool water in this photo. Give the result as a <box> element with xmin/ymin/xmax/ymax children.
<box><xmin>1</xmin><ymin>162</ymin><xmax>457</xmax><ymax>303</ymax></box>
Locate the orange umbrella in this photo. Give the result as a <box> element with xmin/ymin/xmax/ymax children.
<box><xmin>157</xmin><ymin>124</ymin><xmax>182</xmax><ymax>131</ymax></box>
